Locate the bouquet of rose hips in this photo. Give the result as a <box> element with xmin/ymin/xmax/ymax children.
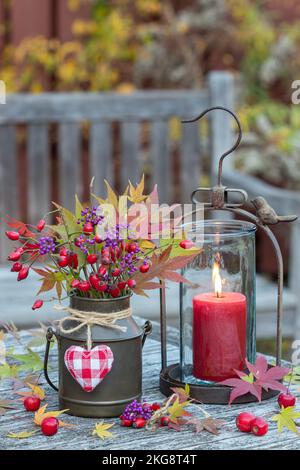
<box><xmin>4</xmin><ymin>178</ymin><xmax>200</xmax><ymax>311</ymax></box>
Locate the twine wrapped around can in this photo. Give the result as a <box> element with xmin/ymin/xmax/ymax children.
<box><xmin>54</xmin><ymin>305</ymin><xmax>132</xmax><ymax>350</ymax></box>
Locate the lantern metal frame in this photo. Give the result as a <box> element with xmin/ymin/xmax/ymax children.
<box><xmin>159</xmin><ymin>106</ymin><xmax>297</xmax><ymax>404</ymax></box>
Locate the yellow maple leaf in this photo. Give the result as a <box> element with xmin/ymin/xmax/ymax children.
<box><xmin>26</xmin><ymin>383</ymin><xmax>45</xmax><ymax>400</ymax></box>
<box><xmin>167</xmin><ymin>397</ymin><xmax>191</xmax><ymax>423</ymax></box>
<box><xmin>34</xmin><ymin>404</ymin><xmax>69</xmax><ymax>426</ymax></box>
<box><xmin>7</xmin><ymin>430</ymin><xmax>38</xmax><ymax>439</ymax></box>
<box><xmin>92</xmin><ymin>421</ymin><xmax>115</xmax><ymax>440</ymax></box>
<box><xmin>128</xmin><ymin>175</ymin><xmax>148</xmax><ymax>203</ymax></box>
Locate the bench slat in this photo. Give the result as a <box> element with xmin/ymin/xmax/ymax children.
<box><xmin>0</xmin><ymin>125</ymin><xmax>18</xmax><ymax>261</ymax></box>
<box><xmin>151</xmin><ymin>120</ymin><xmax>171</xmax><ymax>203</ymax></box>
<box><xmin>181</xmin><ymin>121</ymin><xmax>201</xmax><ymax>203</ymax></box>
<box><xmin>27</xmin><ymin>124</ymin><xmax>50</xmax><ymax>223</ymax></box>
<box><xmin>120</xmin><ymin>122</ymin><xmax>141</xmax><ymax>188</ymax></box>
<box><xmin>90</xmin><ymin>122</ymin><xmax>113</xmax><ymax>197</ymax></box>
<box><xmin>58</xmin><ymin>123</ymin><xmax>81</xmax><ymax>210</ymax></box>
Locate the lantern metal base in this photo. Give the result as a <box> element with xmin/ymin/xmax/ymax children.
<box><xmin>160</xmin><ymin>364</ymin><xmax>279</xmax><ymax>404</ymax></box>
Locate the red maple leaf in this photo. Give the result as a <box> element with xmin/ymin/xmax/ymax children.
<box><xmin>219</xmin><ymin>355</ymin><xmax>290</xmax><ymax>405</ymax></box>
<box><xmin>5</xmin><ymin>216</ymin><xmax>36</xmax><ymax>238</ymax></box>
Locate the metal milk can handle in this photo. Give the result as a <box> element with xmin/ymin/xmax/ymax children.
<box><xmin>44</xmin><ymin>327</ymin><xmax>58</xmax><ymax>392</ymax></box>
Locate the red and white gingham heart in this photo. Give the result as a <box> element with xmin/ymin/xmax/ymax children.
<box><xmin>64</xmin><ymin>345</ymin><xmax>114</xmax><ymax>392</ymax></box>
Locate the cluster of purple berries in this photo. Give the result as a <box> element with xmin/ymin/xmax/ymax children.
<box><xmin>122</xmin><ymin>400</ymin><xmax>153</xmax><ymax>422</ymax></box>
<box><xmin>38</xmin><ymin>236</ymin><xmax>56</xmax><ymax>255</ymax></box>
<box><xmin>77</xmin><ymin>206</ymin><xmax>104</xmax><ymax>227</ymax></box>
<box><xmin>75</xmin><ymin>234</ymin><xmax>96</xmax><ymax>254</ymax></box>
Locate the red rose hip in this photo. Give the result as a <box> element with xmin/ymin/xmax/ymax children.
<box><xmin>24</xmin><ymin>396</ymin><xmax>41</xmax><ymax>412</ymax></box>
<box><xmin>17</xmin><ymin>267</ymin><xmax>29</xmax><ymax>281</ymax></box>
<box><xmin>32</xmin><ymin>299</ymin><xmax>43</xmax><ymax>310</ymax></box>
<box><xmin>41</xmin><ymin>417</ymin><xmax>59</xmax><ymax>436</ymax></box>
<box><xmin>179</xmin><ymin>240</ymin><xmax>195</xmax><ymax>249</ymax></box>
<box><xmin>11</xmin><ymin>262</ymin><xmax>22</xmax><ymax>272</ymax></box>
<box><xmin>133</xmin><ymin>418</ymin><xmax>146</xmax><ymax>428</ymax></box>
<box><xmin>5</xmin><ymin>231</ymin><xmax>20</xmax><ymax>241</ymax></box>
<box><xmin>36</xmin><ymin>219</ymin><xmax>46</xmax><ymax>232</ymax></box>
<box><xmin>160</xmin><ymin>416</ymin><xmax>170</xmax><ymax>426</ymax></box>
<box><xmin>278</xmin><ymin>392</ymin><xmax>296</xmax><ymax>408</ymax></box>
<box><xmin>140</xmin><ymin>263</ymin><xmax>150</xmax><ymax>273</ymax></box>
<box><xmin>87</xmin><ymin>254</ymin><xmax>98</xmax><ymax>264</ymax></box>
<box><xmin>251</xmin><ymin>417</ymin><xmax>268</xmax><ymax>436</ymax></box>
<box><xmin>236</xmin><ymin>412</ymin><xmax>256</xmax><ymax>433</ymax></box>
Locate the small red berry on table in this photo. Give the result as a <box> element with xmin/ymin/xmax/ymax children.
<box><xmin>151</xmin><ymin>403</ymin><xmax>161</xmax><ymax>411</ymax></box>
<box><xmin>133</xmin><ymin>418</ymin><xmax>146</xmax><ymax>428</ymax></box>
<box><xmin>32</xmin><ymin>299</ymin><xmax>43</xmax><ymax>310</ymax></box>
<box><xmin>160</xmin><ymin>416</ymin><xmax>170</xmax><ymax>427</ymax></box>
<box><xmin>236</xmin><ymin>412</ymin><xmax>256</xmax><ymax>433</ymax></box>
<box><xmin>17</xmin><ymin>267</ymin><xmax>29</xmax><ymax>281</ymax></box>
<box><xmin>5</xmin><ymin>231</ymin><xmax>20</xmax><ymax>241</ymax></box>
<box><xmin>251</xmin><ymin>417</ymin><xmax>268</xmax><ymax>436</ymax></box>
<box><xmin>41</xmin><ymin>417</ymin><xmax>59</xmax><ymax>436</ymax></box>
<box><xmin>24</xmin><ymin>396</ymin><xmax>41</xmax><ymax>412</ymax></box>
<box><xmin>120</xmin><ymin>419</ymin><xmax>133</xmax><ymax>427</ymax></box>
<box><xmin>278</xmin><ymin>392</ymin><xmax>296</xmax><ymax>408</ymax></box>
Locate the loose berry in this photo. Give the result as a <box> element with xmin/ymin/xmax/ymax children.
<box><xmin>87</xmin><ymin>254</ymin><xmax>98</xmax><ymax>264</ymax></box>
<box><xmin>120</xmin><ymin>419</ymin><xmax>133</xmax><ymax>427</ymax></box>
<box><xmin>140</xmin><ymin>263</ymin><xmax>150</xmax><ymax>273</ymax></box>
<box><xmin>78</xmin><ymin>281</ymin><xmax>91</xmax><ymax>292</ymax></box>
<box><xmin>24</xmin><ymin>396</ymin><xmax>41</xmax><ymax>412</ymax></box>
<box><xmin>83</xmin><ymin>222</ymin><xmax>93</xmax><ymax>233</ymax></box>
<box><xmin>151</xmin><ymin>403</ymin><xmax>161</xmax><ymax>411</ymax></box>
<box><xmin>41</xmin><ymin>417</ymin><xmax>59</xmax><ymax>436</ymax></box>
<box><xmin>32</xmin><ymin>299</ymin><xmax>43</xmax><ymax>310</ymax></box>
<box><xmin>11</xmin><ymin>262</ymin><xmax>22</xmax><ymax>272</ymax></box>
<box><xmin>251</xmin><ymin>417</ymin><xmax>268</xmax><ymax>436</ymax></box>
<box><xmin>71</xmin><ymin>279</ymin><xmax>80</xmax><ymax>289</ymax></box>
<box><xmin>278</xmin><ymin>392</ymin><xmax>296</xmax><ymax>408</ymax></box>
<box><xmin>179</xmin><ymin>240</ymin><xmax>195</xmax><ymax>249</ymax></box>
<box><xmin>112</xmin><ymin>268</ymin><xmax>121</xmax><ymax>277</ymax></box>
<box><xmin>58</xmin><ymin>256</ymin><xmax>68</xmax><ymax>267</ymax></box>
<box><xmin>17</xmin><ymin>267</ymin><xmax>29</xmax><ymax>281</ymax></box>
<box><xmin>236</xmin><ymin>412</ymin><xmax>256</xmax><ymax>433</ymax></box>
<box><xmin>160</xmin><ymin>416</ymin><xmax>170</xmax><ymax>427</ymax></box>
<box><xmin>127</xmin><ymin>279</ymin><xmax>136</xmax><ymax>289</ymax></box>
<box><xmin>5</xmin><ymin>231</ymin><xmax>20</xmax><ymax>241</ymax></box>
<box><xmin>133</xmin><ymin>418</ymin><xmax>146</xmax><ymax>428</ymax></box>
<box><xmin>36</xmin><ymin>219</ymin><xmax>46</xmax><ymax>232</ymax></box>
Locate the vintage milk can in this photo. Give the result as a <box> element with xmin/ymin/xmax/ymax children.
<box><xmin>44</xmin><ymin>295</ymin><xmax>152</xmax><ymax>418</ymax></box>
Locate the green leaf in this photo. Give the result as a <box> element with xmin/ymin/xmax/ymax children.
<box><xmin>241</xmin><ymin>372</ymin><xmax>255</xmax><ymax>384</ymax></box>
<box><xmin>0</xmin><ymin>363</ymin><xmax>19</xmax><ymax>379</ymax></box>
<box><xmin>75</xmin><ymin>194</ymin><xmax>83</xmax><ymax>219</ymax></box>
<box><xmin>271</xmin><ymin>406</ymin><xmax>300</xmax><ymax>434</ymax></box>
<box><xmin>9</xmin><ymin>349</ymin><xmax>43</xmax><ymax>373</ymax></box>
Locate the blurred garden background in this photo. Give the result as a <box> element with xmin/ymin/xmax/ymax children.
<box><xmin>1</xmin><ymin>0</ymin><xmax>300</xmax><ymax>357</ymax></box>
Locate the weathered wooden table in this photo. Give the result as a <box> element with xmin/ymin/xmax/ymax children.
<box><xmin>0</xmin><ymin>324</ymin><xmax>299</xmax><ymax>450</ymax></box>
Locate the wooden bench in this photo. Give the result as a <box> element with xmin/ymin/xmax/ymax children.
<box><xmin>0</xmin><ymin>71</ymin><xmax>298</xmax><ymax>338</ymax></box>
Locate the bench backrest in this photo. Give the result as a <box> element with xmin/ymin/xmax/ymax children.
<box><xmin>0</xmin><ymin>71</ymin><xmax>234</xmax><ymax>261</ymax></box>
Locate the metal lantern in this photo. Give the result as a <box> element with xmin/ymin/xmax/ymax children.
<box><xmin>159</xmin><ymin>106</ymin><xmax>297</xmax><ymax>404</ymax></box>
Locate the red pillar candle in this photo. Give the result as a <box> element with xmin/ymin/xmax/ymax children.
<box><xmin>192</xmin><ymin>285</ymin><xmax>246</xmax><ymax>382</ymax></box>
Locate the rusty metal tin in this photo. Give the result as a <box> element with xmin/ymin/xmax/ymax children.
<box><xmin>44</xmin><ymin>295</ymin><xmax>151</xmax><ymax>418</ymax></box>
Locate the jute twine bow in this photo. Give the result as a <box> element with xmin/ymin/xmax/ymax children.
<box><xmin>54</xmin><ymin>305</ymin><xmax>132</xmax><ymax>350</ymax></box>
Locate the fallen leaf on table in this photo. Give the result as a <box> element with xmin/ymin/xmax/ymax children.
<box><xmin>9</xmin><ymin>348</ymin><xmax>43</xmax><ymax>373</ymax></box>
<box><xmin>167</xmin><ymin>397</ymin><xmax>191</xmax><ymax>423</ymax></box>
<box><xmin>187</xmin><ymin>417</ymin><xmax>225</xmax><ymax>435</ymax></box>
<box><xmin>34</xmin><ymin>404</ymin><xmax>70</xmax><ymax>427</ymax></box>
<box><xmin>17</xmin><ymin>383</ymin><xmax>45</xmax><ymax>401</ymax></box>
<box><xmin>0</xmin><ymin>363</ymin><xmax>19</xmax><ymax>380</ymax></box>
<box><xmin>271</xmin><ymin>406</ymin><xmax>300</xmax><ymax>435</ymax></box>
<box><xmin>7</xmin><ymin>430</ymin><xmax>38</xmax><ymax>439</ymax></box>
<box><xmin>92</xmin><ymin>421</ymin><xmax>115</xmax><ymax>440</ymax></box>
<box><xmin>219</xmin><ymin>355</ymin><xmax>289</xmax><ymax>404</ymax></box>
<box><xmin>0</xmin><ymin>399</ymin><xmax>14</xmax><ymax>415</ymax></box>
<box><xmin>11</xmin><ymin>374</ymin><xmax>39</xmax><ymax>391</ymax></box>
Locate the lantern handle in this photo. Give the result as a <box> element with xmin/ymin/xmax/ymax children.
<box><xmin>182</xmin><ymin>106</ymin><xmax>242</xmax><ymax>187</ymax></box>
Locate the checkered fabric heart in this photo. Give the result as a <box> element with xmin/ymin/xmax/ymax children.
<box><xmin>64</xmin><ymin>345</ymin><xmax>114</xmax><ymax>392</ymax></box>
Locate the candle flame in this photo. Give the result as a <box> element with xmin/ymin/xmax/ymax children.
<box><xmin>212</xmin><ymin>261</ymin><xmax>222</xmax><ymax>298</ymax></box>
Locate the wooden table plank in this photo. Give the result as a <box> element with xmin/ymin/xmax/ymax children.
<box><xmin>0</xmin><ymin>329</ymin><xmax>299</xmax><ymax>450</ymax></box>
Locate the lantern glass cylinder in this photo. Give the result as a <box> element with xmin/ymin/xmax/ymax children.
<box><xmin>180</xmin><ymin>220</ymin><xmax>257</xmax><ymax>385</ymax></box>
